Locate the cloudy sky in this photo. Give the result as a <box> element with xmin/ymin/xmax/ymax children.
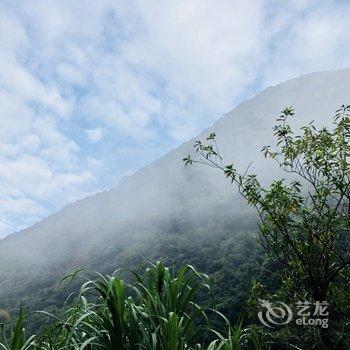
<box><xmin>0</xmin><ymin>0</ymin><xmax>350</xmax><ymax>238</ymax></box>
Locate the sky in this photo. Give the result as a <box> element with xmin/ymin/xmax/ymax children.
<box><xmin>0</xmin><ymin>0</ymin><xmax>350</xmax><ymax>238</ymax></box>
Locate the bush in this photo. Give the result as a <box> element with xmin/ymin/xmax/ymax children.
<box><xmin>0</xmin><ymin>262</ymin><xmax>264</xmax><ymax>350</ymax></box>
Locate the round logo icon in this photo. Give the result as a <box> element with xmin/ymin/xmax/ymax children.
<box><xmin>258</xmin><ymin>299</ymin><xmax>293</xmax><ymax>328</ymax></box>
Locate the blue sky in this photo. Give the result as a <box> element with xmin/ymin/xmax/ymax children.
<box><xmin>1</xmin><ymin>0</ymin><xmax>350</xmax><ymax>237</ymax></box>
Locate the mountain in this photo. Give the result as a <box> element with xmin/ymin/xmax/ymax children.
<box><xmin>1</xmin><ymin>69</ymin><xmax>350</xmax><ymax>329</ymax></box>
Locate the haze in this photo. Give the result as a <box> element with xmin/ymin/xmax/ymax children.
<box><xmin>1</xmin><ymin>1</ymin><xmax>350</xmax><ymax>238</ymax></box>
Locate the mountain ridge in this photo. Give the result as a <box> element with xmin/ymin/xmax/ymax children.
<box><xmin>1</xmin><ymin>69</ymin><xmax>350</xmax><ymax>324</ymax></box>
<box><xmin>2</xmin><ymin>68</ymin><xmax>349</xmax><ymax>243</ymax></box>
<box><xmin>1</xmin><ymin>68</ymin><xmax>349</xmax><ymax>259</ymax></box>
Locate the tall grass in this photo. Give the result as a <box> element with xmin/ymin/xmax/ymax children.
<box><xmin>0</xmin><ymin>262</ymin><xmax>265</xmax><ymax>349</ymax></box>
<box><xmin>0</xmin><ymin>307</ymin><xmax>36</xmax><ymax>350</ymax></box>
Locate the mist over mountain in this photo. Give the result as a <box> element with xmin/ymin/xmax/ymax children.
<box><xmin>1</xmin><ymin>69</ymin><xmax>350</xmax><ymax>329</ymax></box>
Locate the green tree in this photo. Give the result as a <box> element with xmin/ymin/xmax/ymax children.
<box><xmin>184</xmin><ymin>106</ymin><xmax>350</xmax><ymax>349</ymax></box>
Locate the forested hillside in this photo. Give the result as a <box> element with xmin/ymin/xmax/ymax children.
<box><xmin>1</xmin><ymin>70</ymin><xmax>350</xmax><ymax>348</ymax></box>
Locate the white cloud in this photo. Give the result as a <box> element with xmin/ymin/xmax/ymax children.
<box><xmin>0</xmin><ymin>197</ymin><xmax>47</xmax><ymax>217</ymax></box>
<box><xmin>86</xmin><ymin>128</ymin><xmax>103</xmax><ymax>142</ymax></box>
<box><xmin>122</xmin><ymin>1</ymin><xmax>266</xmax><ymax>109</ymax></box>
<box><xmin>57</xmin><ymin>63</ymin><xmax>87</xmax><ymax>86</ymax></box>
<box><xmin>260</xmin><ymin>2</ymin><xmax>350</xmax><ymax>85</ymax></box>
